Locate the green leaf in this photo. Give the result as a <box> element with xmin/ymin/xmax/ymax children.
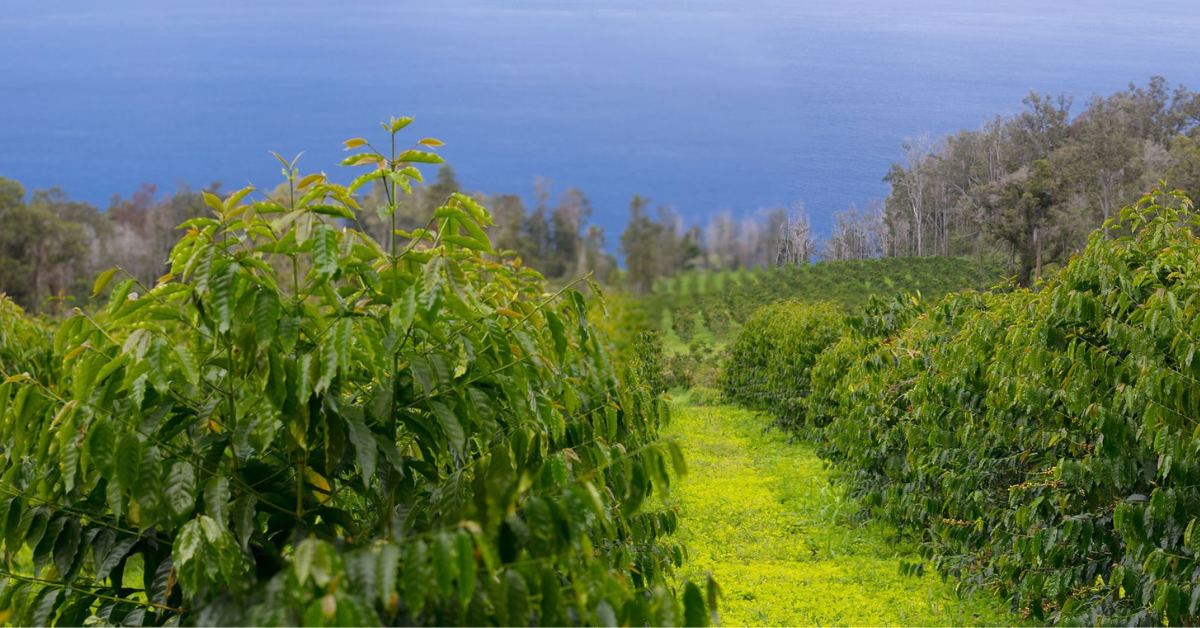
<box><xmin>452</xmin><ymin>192</ymin><xmax>490</xmax><ymax>224</ymax></box>
<box><xmin>121</xmin><ymin>328</ymin><xmax>152</xmax><ymax>362</ymax></box>
<box><xmin>430</xmin><ymin>401</ymin><xmax>465</xmax><ymax>453</ymax></box>
<box><xmin>546</xmin><ymin>310</ymin><xmax>567</xmax><ymax>360</ymax></box>
<box><xmin>377</xmin><ymin>544</ymin><xmax>400</xmax><ymax>609</ymax></box>
<box><xmin>204</xmin><ymin>476</ymin><xmax>231</xmax><ymax>529</ymax></box>
<box><xmin>52</xmin><ymin>517</ymin><xmax>82</xmax><ymax>581</ymax></box>
<box><xmin>211</xmin><ymin>260</ymin><xmax>240</xmax><ymax>334</ymax></box>
<box><xmin>224</xmin><ymin>186</ymin><xmax>255</xmax><ymax>211</ymax></box>
<box><xmin>203</xmin><ymin>191</ymin><xmax>224</xmax><ymax>213</ymax></box>
<box><xmin>87</xmin><ymin>418</ymin><xmax>117</xmax><ymax>481</ymax></box>
<box><xmin>107</xmin><ymin>278</ymin><xmax>134</xmax><ymax>317</ymax></box>
<box><xmin>442</xmin><ymin>235</ymin><xmax>492</xmax><ymax>253</ymax></box>
<box><xmin>134</xmin><ymin>445</ymin><xmax>163</xmax><ymax>525</ymax></box>
<box><xmin>455</xmin><ymin>532</ymin><xmax>475</xmax><ymax>607</ymax></box>
<box><xmin>668</xmin><ymin>440</ymin><xmax>688</xmax><ymax>477</ymax></box>
<box><xmin>390</xmin><ymin>285</ymin><xmax>418</xmax><ymax>333</ymax></box>
<box><xmin>253</xmin><ymin>289</ymin><xmax>281</xmax><ymax>350</ymax></box>
<box><xmin>33</xmin><ymin>516</ymin><xmax>65</xmax><ymax>578</ymax></box>
<box><xmin>91</xmin><ymin>268</ymin><xmax>119</xmax><ymax>298</ymax></box>
<box><xmin>148</xmin><ymin>555</ymin><xmax>175</xmax><ymax>607</ymax></box>
<box><xmin>313</xmin><ymin>224</ymin><xmax>339</xmax><ymax>281</ymax></box>
<box><xmin>396</xmin><ymin>149</ymin><xmax>443</xmax><ymax>165</ymax></box>
<box><xmin>30</xmin><ymin>588</ymin><xmax>61</xmax><ymax>627</ymax></box>
<box><xmin>349</xmin><ymin>170</ymin><xmax>385</xmax><ymax>193</ymax></box>
<box><xmin>115</xmin><ymin>432</ymin><xmax>141</xmax><ymax>490</ymax></box>
<box><xmin>341</xmin><ymin>153</ymin><xmax>380</xmax><ymax>167</ymax></box>
<box><xmin>310</xmin><ymin>204</ymin><xmax>356</xmax><ymax>219</ymax></box>
<box><xmin>401</xmin><ymin>541</ymin><xmax>429</xmax><ymax>616</ymax></box>
<box><xmin>294</xmin><ymin>538</ymin><xmax>336</xmax><ymax>588</ymax></box>
<box><xmin>175</xmin><ymin>344</ymin><xmax>200</xmax><ymax>387</ymax></box>
<box><xmin>506</xmin><ymin>570</ymin><xmax>529</xmax><ymax>625</ymax></box>
<box><xmin>418</xmin><ymin>258</ymin><xmax>445</xmax><ymax>322</ymax></box>
<box><xmin>232</xmin><ymin>495</ymin><xmax>257</xmax><ymax>552</ymax></box>
<box><xmin>433</xmin><ymin>533</ymin><xmax>456</xmax><ymax>599</ymax></box>
<box><xmin>165</xmin><ymin>461</ymin><xmax>196</xmax><ymax>520</ymax></box>
<box><xmin>386</xmin><ymin>170</ymin><xmax>413</xmax><ymax>194</ymax></box>
<box><xmin>683</xmin><ymin>581</ymin><xmax>710</xmax><ymax>627</ymax></box>
<box><xmin>344</xmin><ymin>411</ymin><xmax>377</xmax><ymax>490</ymax></box>
<box><xmin>390</xmin><ymin>116</ymin><xmax>414</xmax><ymax>133</ymax></box>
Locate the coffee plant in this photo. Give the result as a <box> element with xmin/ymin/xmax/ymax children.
<box><xmin>719</xmin><ymin>300</ymin><xmax>844</xmax><ymax>429</ymax></box>
<box><xmin>0</xmin><ymin>298</ymin><xmax>53</xmax><ymax>385</ymax></box>
<box><xmin>0</xmin><ymin>118</ymin><xmax>708</xmax><ymax>626</ymax></box>
<box><xmin>728</xmin><ymin>188</ymin><xmax>1200</xmax><ymax>626</ymax></box>
<box><xmin>644</xmin><ymin>256</ymin><xmax>1001</xmax><ymax>343</ymax></box>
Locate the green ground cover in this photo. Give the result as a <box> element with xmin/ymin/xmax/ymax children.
<box><xmin>665</xmin><ymin>400</ymin><xmax>1015</xmax><ymax>626</ymax></box>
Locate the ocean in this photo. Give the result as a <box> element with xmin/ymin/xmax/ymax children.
<box><xmin>2</xmin><ymin>0</ymin><xmax>1199</xmax><ymax>243</ymax></box>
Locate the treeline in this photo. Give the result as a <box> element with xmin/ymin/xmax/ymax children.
<box><xmin>0</xmin><ymin>169</ymin><xmax>623</xmax><ymax>312</ymax></box>
<box><xmin>0</xmin><ymin>178</ymin><xmax>218</xmax><ymax>314</ymax></box>
<box><xmin>0</xmin><ymin>165</ymin><xmax>817</xmax><ymax>310</ymax></box>
<box><xmin>871</xmin><ymin>76</ymin><xmax>1200</xmax><ymax>285</ymax></box>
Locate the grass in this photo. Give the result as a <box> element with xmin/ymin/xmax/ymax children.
<box><xmin>663</xmin><ymin>399</ymin><xmax>1016</xmax><ymax>627</ymax></box>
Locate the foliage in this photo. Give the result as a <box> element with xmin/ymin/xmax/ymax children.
<box><xmin>0</xmin><ymin>120</ymin><xmax>701</xmax><ymax>626</ymax></box>
<box><xmin>631</xmin><ymin>331</ymin><xmax>666</xmax><ymax>396</ymax></box>
<box><xmin>645</xmin><ymin>256</ymin><xmax>1001</xmax><ymax>347</ymax></box>
<box><xmin>664</xmin><ymin>403</ymin><xmax>1012</xmax><ymax>626</ymax></box>
<box><xmin>0</xmin><ymin>181</ymin><xmax>98</xmax><ymax>313</ymax></box>
<box><xmin>0</xmin><ymin>296</ymin><xmax>54</xmax><ymax>384</ymax></box>
<box><xmin>881</xmin><ymin>77</ymin><xmax>1200</xmax><ymax>283</ymax></box>
<box><xmin>719</xmin><ymin>301</ymin><xmax>845</xmax><ymax>428</ymax></box>
<box><xmin>671</xmin><ymin>308</ymin><xmax>695</xmax><ymax>344</ymax></box>
<box><xmin>735</xmin><ymin>188</ymin><xmax>1200</xmax><ymax>625</ymax></box>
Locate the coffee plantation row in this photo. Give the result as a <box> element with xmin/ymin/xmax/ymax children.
<box><xmin>645</xmin><ymin>256</ymin><xmax>1002</xmax><ymax>345</ymax></box>
<box><xmin>0</xmin><ymin>120</ymin><xmax>715</xmax><ymax>626</ymax></box>
<box><xmin>722</xmin><ymin>188</ymin><xmax>1200</xmax><ymax>625</ymax></box>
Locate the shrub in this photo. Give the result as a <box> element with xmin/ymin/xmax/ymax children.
<box><xmin>740</xmin><ymin>189</ymin><xmax>1200</xmax><ymax>625</ymax></box>
<box><xmin>632</xmin><ymin>330</ymin><xmax>667</xmax><ymax>395</ymax></box>
<box><xmin>672</xmin><ymin>307</ymin><xmax>695</xmax><ymax>344</ymax></box>
<box><xmin>0</xmin><ymin>295</ymin><xmax>54</xmax><ymax>383</ymax></box>
<box><xmin>0</xmin><ymin>120</ymin><xmax>699</xmax><ymax>626</ymax></box>
<box><xmin>719</xmin><ymin>300</ymin><xmax>844</xmax><ymax>429</ymax></box>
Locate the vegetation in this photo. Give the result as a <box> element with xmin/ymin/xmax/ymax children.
<box><xmin>719</xmin><ymin>301</ymin><xmax>845</xmax><ymax>427</ymax></box>
<box><xmin>726</xmin><ymin>188</ymin><xmax>1200</xmax><ymax>625</ymax></box>
<box><xmin>6</xmin><ymin>75</ymin><xmax>1200</xmax><ymax>628</ymax></box>
<box><xmin>878</xmin><ymin>77</ymin><xmax>1200</xmax><ymax>285</ymax></box>
<box><xmin>649</xmin><ymin>256</ymin><xmax>1001</xmax><ymax>338</ymax></box>
<box><xmin>663</xmin><ymin>400</ymin><xmax>1011</xmax><ymax>626</ymax></box>
<box><xmin>0</xmin><ymin>119</ymin><xmax>703</xmax><ymax>626</ymax></box>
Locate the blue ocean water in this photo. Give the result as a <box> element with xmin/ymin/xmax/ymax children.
<box><xmin>2</xmin><ymin>0</ymin><xmax>1199</xmax><ymax>244</ymax></box>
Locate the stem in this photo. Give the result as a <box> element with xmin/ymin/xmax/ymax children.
<box><xmin>390</xmin><ymin>130</ymin><xmax>398</xmax><ymax>302</ymax></box>
<box><xmin>297</xmin><ymin>458</ymin><xmax>305</xmax><ymax>523</ymax></box>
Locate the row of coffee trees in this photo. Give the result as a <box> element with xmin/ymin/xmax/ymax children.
<box><xmin>0</xmin><ymin>119</ymin><xmax>713</xmax><ymax>626</ymax></box>
<box><xmin>722</xmin><ymin>188</ymin><xmax>1200</xmax><ymax>625</ymax></box>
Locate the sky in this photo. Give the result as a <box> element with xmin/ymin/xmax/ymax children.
<box><xmin>2</xmin><ymin>0</ymin><xmax>1200</xmax><ymax>246</ymax></box>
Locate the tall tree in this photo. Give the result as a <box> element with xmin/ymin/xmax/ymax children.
<box><xmin>620</xmin><ymin>195</ymin><xmax>660</xmax><ymax>294</ymax></box>
<box><xmin>778</xmin><ymin>203</ymin><xmax>815</xmax><ymax>265</ymax></box>
<box><xmin>977</xmin><ymin>159</ymin><xmax>1071</xmax><ymax>286</ymax></box>
<box><xmin>0</xmin><ymin>179</ymin><xmax>95</xmax><ymax>311</ymax></box>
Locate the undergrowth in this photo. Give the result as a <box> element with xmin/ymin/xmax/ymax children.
<box><xmin>664</xmin><ymin>401</ymin><xmax>1015</xmax><ymax>626</ymax></box>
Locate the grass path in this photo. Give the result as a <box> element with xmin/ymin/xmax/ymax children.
<box><xmin>664</xmin><ymin>402</ymin><xmax>1014</xmax><ymax>626</ymax></box>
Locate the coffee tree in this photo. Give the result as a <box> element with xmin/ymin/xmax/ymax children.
<box><xmin>729</xmin><ymin>188</ymin><xmax>1200</xmax><ymax>625</ymax></box>
<box><xmin>0</xmin><ymin>118</ymin><xmax>705</xmax><ymax>626</ymax></box>
<box><xmin>719</xmin><ymin>300</ymin><xmax>844</xmax><ymax>429</ymax></box>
